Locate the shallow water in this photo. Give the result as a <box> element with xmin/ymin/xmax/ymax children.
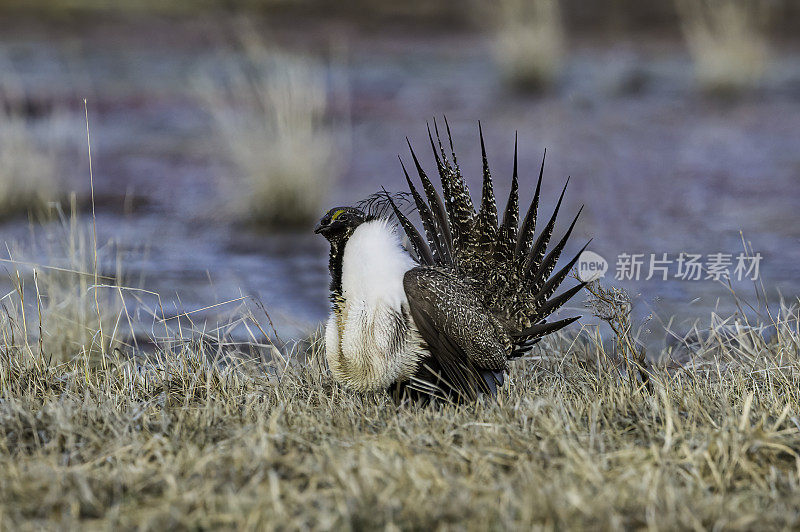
<box><xmin>1</xmin><ymin>18</ymin><xmax>798</xmax><ymax>349</ymax></box>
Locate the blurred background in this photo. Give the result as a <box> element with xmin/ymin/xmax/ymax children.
<box><xmin>0</xmin><ymin>0</ymin><xmax>798</xmax><ymax>351</ymax></box>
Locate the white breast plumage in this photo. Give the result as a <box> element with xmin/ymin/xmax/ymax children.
<box><xmin>324</xmin><ymin>219</ymin><xmax>426</xmax><ymax>391</ymax></box>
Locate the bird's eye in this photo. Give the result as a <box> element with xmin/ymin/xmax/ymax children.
<box><xmin>330</xmin><ymin>209</ymin><xmax>347</xmax><ymax>223</ymax></box>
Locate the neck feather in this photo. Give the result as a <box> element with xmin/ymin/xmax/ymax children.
<box><xmin>340</xmin><ymin>219</ymin><xmax>416</xmax><ymax>306</ymax></box>
<box><xmin>328</xmin><ymin>238</ymin><xmax>346</xmax><ymax>302</ymax></box>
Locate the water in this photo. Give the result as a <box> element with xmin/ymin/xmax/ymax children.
<box><xmin>1</xmin><ymin>18</ymin><xmax>798</xmax><ymax>348</ymax></box>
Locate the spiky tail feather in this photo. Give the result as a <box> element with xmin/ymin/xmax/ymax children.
<box><xmin>391</xmin><ymin>122</ymin><xmax>588</xmax><ymax>356</ymax></box>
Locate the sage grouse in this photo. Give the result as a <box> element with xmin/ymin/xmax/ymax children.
<box><xmin>315</xmin><ymin>123</ymin><xmax>588</xmax><ymax>403</ymax></box>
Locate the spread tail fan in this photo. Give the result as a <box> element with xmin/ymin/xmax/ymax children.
<box><xmin>388</xmin><ymin>122</ymin><xmax>587</xmax><ymax>356</ymax></box>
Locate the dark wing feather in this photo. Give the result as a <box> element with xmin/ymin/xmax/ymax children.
<box><xmin>529</xmin><ymin>241</ymin><xmax>592</xmax><ymax>313</ymax></box>
<box><xmin>476</xmin><ymin>122</ymin><xmax>499</xmax><ymax>256</ymax></box>
<box><xmin>403</xmin><ymin>267</ymin><xmax>508</xmax><ymax>400</ymax></box>
<box><xmin>529</xmin><ymin>206</ymin><xmax>584</xmax><ymax>291</ymax></box>
<box><xmin>407</xmin><ymin>138</ymin><xmax>454</xmax><ymax>265</ymax></box>
<box><xmin>399</xmin><ymin>157</ymin><xmax>446</xmax><ymax>265</ymax></box>
<box><xmin>408</xmin><ymin>308</ymin><xmax>485</xmax><ymax>401</ymax></box>
<box><xmin>430</xmin><ymin>121</ymin><xmax>477</xmax><ymax>265</ymax></box>
<box><xmin>512</xmin><ymin>316</ymin><xmax>581</xmax><ymax>341</ymax></box>
<box><xmin>535</xmin><ymin>281</ymin><xmax>588</xmax><ymax>319</ymax></box>
<box><xmin>523</xmin><ymin>176</ymin><xmax>569</xmax><ymax>274</ymax></box>
<box><xmin>385</xmin><ymin>192</ymin><xmax>435</xmax><ymax>266</ymax></box>
<box><xmin>515</xmin><ymin>148</ymin><xmax>545</xmax><ymax>260</ymax></box>
<box><xmin>443</xmin><ymin>117</ymin><xmax>457</xmax><ymax>159</ymax></box>
<box><xmin>495</xmin><ymin>134</ymin><xmax>520</xmax><ymax>264</ymax></box>
<box><xmin>396</xmin><ymin>125</ymin><xmax>587</xmax><ymax>367</ymax></box>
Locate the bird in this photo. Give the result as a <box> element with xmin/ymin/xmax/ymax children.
<box><xmin>314</xmin><ymin>121</ymin><xmax>588</xmax><ymax>403</ymax></box>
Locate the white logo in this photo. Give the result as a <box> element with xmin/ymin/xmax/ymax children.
<box><xmin>577</xmin><ymin>250</ymin><xmax>607</xmax><ymax>282</ymax></box>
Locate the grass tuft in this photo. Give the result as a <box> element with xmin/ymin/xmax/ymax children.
<box><xmin>3</xmin><ymin>200</ymin><xmax>124</xmax><ymax>365</ymax></box>
<box><xmin>197</xmin><ymin>36</ymin><xmax>338</xmax><ymax>229</ymax></box>
<box><xmin>0</xmin><ymin>103</ymin><xmax>64</xmax><ymax>220</ymax></box>
<box><xmin>676</xmin><ymin>0</ymin><xmax>772</xmax><ymax>95</ymax></box>
<box><xmin>492</xmin><ymin>0</ymin><xmax>565</xmax><ymax>92</ymax></box>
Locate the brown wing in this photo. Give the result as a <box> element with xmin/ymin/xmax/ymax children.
<box><xmin>403</xmin><ymin>267</ymin><xmax>509</xmax><ymax>400</ymax></box>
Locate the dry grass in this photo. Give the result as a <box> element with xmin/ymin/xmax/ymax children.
<box><xmin>197</xmin><ymin>36</ymin><xmax>339</xmax><ymax>228</ymax></box>
<box><xmin>584</xmin><ymin>280</ymin><xmax>652</xmax><ymax>390</ymax></box>
<box><xmin>2</xmin><ymin>201</ymin><xmax>125</xmax><ymax>365</ymax></box>
<box><xmin>0</xmin><ymin>104</ymin><xmax>64</xmax><ymax>220</ymax></box>
<box><xmin>2</xmin><ymin>220</ymin><xmax>800</xmax><ymax>529</ymax></box>
<box><xmin>491</xmin><ymin>0</ymin><xmax>565</xmax><ymax>92</ymax></box>
<box><xmin>676</xmin><ymin>0</ymin><xmax>772</xmax><ymax>94</ymax></box>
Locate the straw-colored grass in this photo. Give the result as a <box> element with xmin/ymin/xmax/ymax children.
<box><xmin>676</xmin><ymin>0</ymin><xmax>772</xmax><ymax>94</ymax></box>
<box><xmin>3</xmin><ymin>201</ymin><xmax>125</xmax><ymax>365</ymax></box>
<box><xmin>2</xmin><ymin>219</ymin><xmax>800</xmax><ymax>528</ymax></box>
<box><xmin>0</xmin><ymin>104</ymin><xmax>63</xmax><ymax>220</ymax></box>
<box><xmin>492</xmin><ymin>0</ymin><xmax>565</xmax><ymax>92</ymax></box>
<box><xmin>197</xmin><ymin>38</ymin><xmax>338</xmax><ymax>228</ymax></box>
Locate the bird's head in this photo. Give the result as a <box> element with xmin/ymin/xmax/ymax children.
<box><xmin>314</xmin><ymin>206</ymin><xmax>367</xmax><ymax>243</ymax></box>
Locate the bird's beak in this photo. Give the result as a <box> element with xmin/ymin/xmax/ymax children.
<box><xmin>313</xmin><ymin>221</ymin><xmax>325</xmax><ymax>234</ymax></box>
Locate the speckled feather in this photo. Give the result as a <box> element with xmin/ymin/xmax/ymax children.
<box><xmin>404</xmin><ymin>267</ymin><xmax>510</xmax><ymax>371</ymax></box>
<box><xmin>397</xmin><ymin>124</ymin><xmax>587</xmax><ymax>349</ymax></box>
<box><xmin>320</xmin><ymin>125</ymin><xmax>588</xmax><ymax>402</ymax></box>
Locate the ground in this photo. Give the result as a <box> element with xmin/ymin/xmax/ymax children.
<box><xmin>1</xmin><ymin>4</ymin><xmax>799</xmax><ymax>530</ymax></box>
<box><xmin>2</xmin><ymin>323</ymin><xmax>799</xmax><ymax>530</ymax></box>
